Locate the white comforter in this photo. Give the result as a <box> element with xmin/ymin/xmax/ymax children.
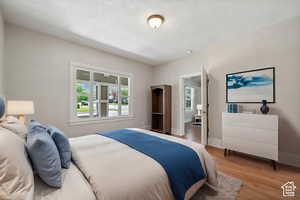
<box><xmin>34</xmin><ymin>163</ymin><xmax>96</xmax><ymax>200</ymax></box>
<box><xmin>70</xmin><ymin>128</ymin><xmax>218</xmax><ymax>200</ymax></box>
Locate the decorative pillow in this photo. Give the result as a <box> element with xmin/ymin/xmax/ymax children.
<box><xmin>0</xmin><ymin>97</ymin><xmax>5</xmax><ymax>120</ymax></box>
<box><xmin>1</xmin><ymin>116</ymin><xmax>28</xmax><ymax>140</ymax></box>
<box><xmin>0</xmin><ymin>127</ymin><xmax>34</xmax><ymax>200</ymax></box>
<box><xmin>26</xmin><ymin>121</ymin><xmax>62</xmax><ymax>188</ymax></box>
<box><xmin>47</xmin><ymin>126</ymin><xmax>71</xmax><ymax>169</ymax></box>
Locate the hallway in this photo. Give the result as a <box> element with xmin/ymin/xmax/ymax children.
<box><xmin>183</xmin><ymin>122</ymin><xmax>201</xmax><ymax>143</ymax></box>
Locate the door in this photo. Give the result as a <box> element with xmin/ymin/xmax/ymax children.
<box><xmin>201</xmin><ymin>67</ymin><xmax>208</xmax><ymax>145</ymax></box>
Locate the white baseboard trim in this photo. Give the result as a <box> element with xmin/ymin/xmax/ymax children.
<box><xmin>171</xmin><ymin>128</ymin><xmax>184</xmax><ymax>136</ymax></box>
<box><xmin>206</xmin><ymin>138</ymin><xmax>300</xmax><ymax>168</ymax></box>
<box><xmin>279</xmin><ymin>151</ymin><xmax>300</xmax><ymax>168</ymax></box>
<box><xmin>143</xmin><ymin>125</ymin><xmax>151</xmax><ymax>130</ymax></box>
<box><xmin>143</xmin><ymin>126</ymin><xmax>185</xmax><ymax>136</ymax></box>
<box><xmin>208</xmin><ymin>137</ymin><xmax>224</xmax><ymax>149</ymax></box>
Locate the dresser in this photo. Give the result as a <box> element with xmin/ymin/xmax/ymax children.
<box><xmin>222</xmin><ymin>112</ymin><xmax>278</xmax><ymax>169</ymax></box>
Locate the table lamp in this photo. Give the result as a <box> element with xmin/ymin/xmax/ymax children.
<box><xmin>7</xmin><ymin>100</ymin><xmax>34</xmax><ymax>122</ymax></box>
<box><xmin>196</xmin><ymin>104</ymin><xmax>202</xmax><ymax>116</ymax></box>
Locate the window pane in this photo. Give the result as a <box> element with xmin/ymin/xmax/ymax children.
<box><xmin>101</xmin><ymin>85</ymin><xmax>108</xmax><ymax>100</ymax></box>
<box><xmin>185</xmin><ymin>100</ymin><xmax>191</xmax><ymax>110</ymax></box>
<box><xmin>185</xmin><ymin>87</ymin><xmax>191</xmax><ymax>96</ymax></box>
<box><xmin>77</xmin><ymin>96</ymin><xmax>89</xmax><ymax>118</ymax></box>
<box><xmin>76</xmin><ymin>82</ymin><xmax>89</xmax><ymax>95</ymax></box>
<box><xmin>76</xmin><ymin>70</ymin><xmax>90</xmax><ymax>81</ymax></box>
<box><xmin>120</xmin><ymin>77</ymin><xmax>129</xmax><ymax>86</ymax></box>
<box><xmin>120</xmin><ymin>81</ymin><xmax>129</xmax><ymax>116</ymax></box>
<box><xmin>93</xmin><ymin>101</ymin><xmax>99</xmax><ymax>117</ymax></box>
<box><xmin>121</xmin><ymin>97</ymin><xmax>129</xmax><ymax>116</ymax></box>
<box><xmin>108</xmin><ymin>85</ymin><xmax>118</xmax><ymax>103</ymax></box>
<box><xmin>101</xmin><ymin>103</ymin><xmax>108</xmax><ymax>117</ymax></box>
<box><xmin>76</xmin><ymin>83</ymin><xmax>90</xmax><ymax>118</ymax></box>
<box><xmin>185</xmin><ymin>87</ymin><xmax>192</xmax><ymax>110</ymax></box>
<box><xmin>120</xmin><ymin>85</ymin><xmax>128</xmax><ymax>97</ymax></box>
<box><xmin>92</xmin><ymin>84</ymin><xmax>99</xmax><ymax>117</ymax></box>
<box><xmin>108</xmin><ymin>85</ymin><xmax>118</xmax><ymax>117</ymax></box>
<box><xmin>94</xmin><ymin>73</ymin><xmax>118</xmax><ymax>84</ymax></box>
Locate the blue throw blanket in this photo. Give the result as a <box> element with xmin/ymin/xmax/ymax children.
<box><xmin>97</xmin><ymin>129</ymin><xmax>206</xmax><ymax>200</ymax></box>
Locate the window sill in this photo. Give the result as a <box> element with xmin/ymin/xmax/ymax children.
<box><xmin>69</xmin><ymin>115</ymin><xmax>135</xmax><ymax>126</ymax></box>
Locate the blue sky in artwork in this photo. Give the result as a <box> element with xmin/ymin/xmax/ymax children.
<box><xmin>227</xmin><ymin>74</ymin><xmax>273</xmax><ymax>89</ymax></box>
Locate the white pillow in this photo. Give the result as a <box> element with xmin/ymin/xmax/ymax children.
<box><xmin>0</xmin><ymin>127</ymin><xmax>34</xmax><ymax>200</ymax></box>
<box><xmin>1</xmin><ymin>116</ymin><xmax>28</xmax><ymax>140</ymax></box>
<box><xmin>5</xmin><ymin>116</ymin><xmax>19</xmax><ymax>124</ymax></box>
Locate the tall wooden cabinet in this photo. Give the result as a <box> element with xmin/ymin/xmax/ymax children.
<box><xmin>151</xmin><ymin>85</ymin><xmax>172</xmax><ymax>134</ymax></box>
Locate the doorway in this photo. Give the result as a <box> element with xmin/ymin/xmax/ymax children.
<box><xmin>183</xmin><ymin>75</ymin><xmax>202</xmax><ymax>143</ymax></box>
<box><xmin>179</xmin><ymin>68</ymin><xmax>208</xmax><ymax>145</ymax></box>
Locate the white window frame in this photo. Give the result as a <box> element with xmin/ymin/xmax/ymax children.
<box><xmin>69</xmin><ymin>62</ymin><xmax>133</xmax><ymax>125</ymax></box>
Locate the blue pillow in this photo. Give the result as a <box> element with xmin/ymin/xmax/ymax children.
<box><xmin>47</xmin><ymin>126</ymin><xmax>71</xmax><ymax>169</ymax></box>
<box><xmin>26</xmin><ymin>121</ymin><xmax>61</xmax><ymax>188</ymax></box>
<box><xmin>0</xmin><ymin>97</ymin><xmax>5</xmax><ymax>118</ymax></box>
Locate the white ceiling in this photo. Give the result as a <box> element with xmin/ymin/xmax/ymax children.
<box><xmin>1</xmin><ymin>0</ymin><xmax>300</xmax><ymax>66</ymax></box>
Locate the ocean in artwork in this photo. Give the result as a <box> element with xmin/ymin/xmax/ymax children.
<box><xmin>227</xmin><ymin>68</ymin><xmax>274</xmax><ymax>103</ymax></box>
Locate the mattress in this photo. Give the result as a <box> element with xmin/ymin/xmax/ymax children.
<box><xmin>69</xmin><ymin>128</ymin><xmax>217</xmax><ymax>200</ymax></box>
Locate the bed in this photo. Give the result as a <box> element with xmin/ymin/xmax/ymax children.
<box><xmin>0</xmin><ymin>123</ymin><xmax>218</xmax><ymax>200</ymax></box>
<box><xmin>33</xmin><ymin>128</ymin><xmax>218</xmax><ymax>200</ymax></box>
<box><xmin>34</xmin><ymin>163</ymin><xmax>96</xmax><ymax>200</ymax></box>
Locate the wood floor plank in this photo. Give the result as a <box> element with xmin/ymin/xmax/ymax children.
<box><xmin>173</xmin><ymin>126</ymin><xmax>299</xmax><ymax>199</ymax></box>
<box><xmin>206</xmin><ymin>146</ymin><xmax>300</xmax><ymax>200</ymax></box>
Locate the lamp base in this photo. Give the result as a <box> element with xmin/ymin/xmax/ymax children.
<box><xmin>18</xmin><ymin>115</ymin><xmax>25</xmax><ymax>123</ymax></box>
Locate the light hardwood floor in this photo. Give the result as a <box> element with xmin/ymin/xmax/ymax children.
<box><xmin>206</xmin><ymin>146</ymin><xmax>300</xmax><ymax>200</ymax></box>
<box><xmin>178</xmin><ymin>129</ymin><xmax>300</xmax><ymax>199</ymax></box>
<box><xmin>183</xmin><ymin>122</ymin><xmax>201</xmax><ymax>143</ymax></box>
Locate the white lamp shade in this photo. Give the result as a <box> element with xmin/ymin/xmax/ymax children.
<box><xmin>196</xmin><ymin>104</ymin><xmax>203</xmax><ymax>110</ymax></box>
<box><xmin>7</xmin><ymin>101</ymin><xmax>35</xmax><ymax>115</ymax></box>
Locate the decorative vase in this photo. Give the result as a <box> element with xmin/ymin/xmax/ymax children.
<box><xmin>260</xmin><ymin>100</ymin><xmax>269</xmax><ymax>114</ymax></box>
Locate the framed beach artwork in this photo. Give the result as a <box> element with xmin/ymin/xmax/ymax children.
<box><xmin>226</xmin><ymin>67</ymin><xmax>275</xmax><ymax>103</ymax></box>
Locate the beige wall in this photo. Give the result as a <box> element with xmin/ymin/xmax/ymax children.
<box><xmin>3</xmin><ymin>16</ymin><xmax>300</xmax><ymax>166</ymax></box>
<box><xmin>0</xmin><ymin>9</ymin><xmax>4</xmax><ymax>97</ymax></box>
<box><xmin>153</xmin><ymin>16</ymin><xmax>300</xmax><ymax>166</ymax></box>
<box><xmin>4</xmin><ymin>24</ymin><xmax>153</xmax><ymax>137</ymax></box>
<box><xmin>152</xmin><ymin>55</ymin><xmax>208</xmax><ymax>134</ymax></box>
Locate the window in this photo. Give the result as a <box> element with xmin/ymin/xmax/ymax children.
<box><xmin>185</xmin><ymin>87</ymin><xmax>194</xmax><ymax>111</ymax></box>
<box><xmin>71</xmin><ymin>63</ymin><xmax>131</xmax><ymax>123</ymax></box>
<box><xmin>120</xmin><ymin>77</ymin><xmax>129</xmax><ymax>116</ymax></box>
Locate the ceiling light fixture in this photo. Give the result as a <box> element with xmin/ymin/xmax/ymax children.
<box><xmin>147</xmin><ymin>14</ymin><xmax>164</xmax><ymax>29</ymax></box>
<box><xmin>186</xmin><ymin>50</ymin><xmax>193</xmax><ymax>54</ymax></box>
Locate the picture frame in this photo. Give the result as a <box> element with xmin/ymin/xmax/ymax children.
<box><xmin>226</xmin><ymin>67</ymin><xmax>275</xmax><ymax>103</ymax></box>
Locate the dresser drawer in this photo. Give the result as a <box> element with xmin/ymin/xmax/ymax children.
<box><xmin>223</xmin><ymin>137</ymin><xmax>278</xmax><ymax>160</ymax></box>
<box><xmin>223</xmin><ymin>126</ymin><xmax>278</xmax><ymax>145</ymax></box>
<box><xmin>222</xmin><ymin>113</ymin><xmax>278</xmax><ymax>131</ymax></box>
